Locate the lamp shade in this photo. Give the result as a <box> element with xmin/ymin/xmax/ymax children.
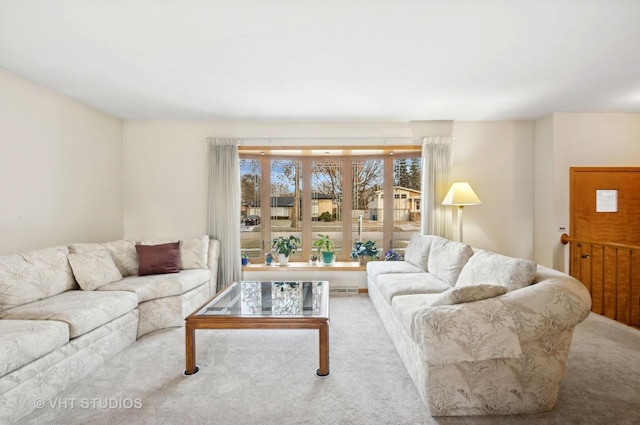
<box><xmin>441</xmin><ymin>182</ymin><xmax>481</xmax><ymax>206</ymax></box>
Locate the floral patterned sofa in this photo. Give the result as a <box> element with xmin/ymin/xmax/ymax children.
<box><xmin>367</xmin><ymin>235</ymin><xmax>591</xmax><ymax>416</ymax></box>
<box><xmin>0</xmin><ymin>235</ymin><xmax>220</xmax><ymax>424</ymax></box>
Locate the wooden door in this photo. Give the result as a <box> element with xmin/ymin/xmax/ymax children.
<box><xmin>569</xmin><ymin>167</ymin><xmax>640</xmax><ymax>326</ymax></box>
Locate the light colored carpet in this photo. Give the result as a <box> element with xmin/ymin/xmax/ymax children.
<box><xmin>19</xmin><ymin>294</ymin><xmax>640</xmax><ymax>425</ymax></box>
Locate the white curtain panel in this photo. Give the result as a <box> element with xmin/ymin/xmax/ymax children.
<box><xmin>207</xmin><ymin>138</ymin><xmax>241</xmax><ymax>291</ymax></box>
<box><xmin>420</xmin><ymin>136</ymin><xmax>454</xmax><ymax>238</ymax></box>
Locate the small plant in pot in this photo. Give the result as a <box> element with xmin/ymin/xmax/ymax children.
<box><xmin>350</xmin><ymin>240</ymin><xmax>380</xmax><ymax>265</ymax></box>
<box><xmin>271</xmin><ymin>235</ymin><xmax>301</xmax><ymax>266</ymax></box>
<box><xmin>313</xmin><ymin>234</ymin><xmax>335</xmax><ymax>264</ymax></box>
<box><xmin>241</xmin><ymin>252</ymin><xmax>249</xmax><ymax>266</ymax></box>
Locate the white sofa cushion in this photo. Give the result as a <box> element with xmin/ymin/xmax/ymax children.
<box><xmin>0</xmin><ymin>319</ymin><xmax>69</xmax><ymax>376</ymax></box>
<box><xmin>68</xmin><ymin>250</ymin><xmax>123</xmax><ymax>290</ymax></box>
<box><xmin>456</xmin><ymin>249</ymin><xmax>537</xmax><ymax>291</ymax></box>
<box><xmin>427</xmin><ymin>238</ymin><xmax>474</xmax><ymax>286</ymax></box>
<box><xmin>70</xmin><ymin>240</ymin><xmax>139</xmax><ymax>277</ymax></box>
<box><xmin>0</xmin><ymin>290</ymin><xmax>138</xmax><ymax>338</ymax></box>
<box><xmin>98</xmin><ymin>269</ymin><xmax>211</xmax><ymax>302</ymax></box>
<box><xmin>366</xmin><ymin>261</ymin><xmax>424</xmax><ymax>282</ymax></box>
<box><xmin>430</xmin><ymin>284</ymin><xmax>507</xmax><ymax>306</ymax></box>
<box><xmin>0</xmin><ymin>246</ymin><xmax>76</xmax><ymax>313</ymax></box>
<box><xmin>376</xmin><ymin>273</ymin><xmax>451</xmax><ymax>303</ymax></box>
<box><xmin>404</xmin><ymin>235</ymin><xmax>442</xmax><ymax>271</ymax></box>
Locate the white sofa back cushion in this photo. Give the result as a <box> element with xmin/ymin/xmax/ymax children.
<box><xmin>178</xmin><ymin>236</ymin><xmax>209</xmax><ymax>269</ymax></box>
<box><xmin>404</xmin><ymin>235</ymin><xmax>443</xmax><ymax>272</ymax></box>
<box><xmin>0</xmin><ymin>246</ymin><xmax>76</xmax><ymax>313</ymax></box>
<box><xmin>427</xmin><ymin>238</ymin><xmax>474</xmax><ymax>286</ymax></box>
<box><xmin>456</xmin><ymin>249</ymin><xmax>537</xmax><ymax>291</ymax></box>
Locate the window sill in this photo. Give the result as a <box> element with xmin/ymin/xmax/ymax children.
<box><xmin>242</xmin><ymin>261</ymin><xmax>365</xmax><ymax>271</ymax></box>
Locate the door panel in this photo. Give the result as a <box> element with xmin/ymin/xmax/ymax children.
<box><xmin>570</xmin><ymin>167</ymin><xmax>640</xmax><ymax>326</ymax></box>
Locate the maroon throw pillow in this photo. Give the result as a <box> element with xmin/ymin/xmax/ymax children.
<box><xmin>136</xmin><ymin>242</ymin><xmax>180</xmax><ymax>276</ymax></box>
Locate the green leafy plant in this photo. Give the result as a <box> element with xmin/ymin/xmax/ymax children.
<box><xmin>271</xmin><ymin>235</ymin><xmax>301</xmax><ymax>257</ymax></box>
<box><xmin>313</xmin><ymin>234</ymin><xmax>335</xmax><ymax>264</ymax></box>
<box><xmin>312</xmin><ymin>234</ymin><xmax>334</xmax><ymax>253</ymax></box>
<box><xmin>350</xmin><ymin>240</ymin><xmax>380</xmax><ymax>260</ymax></box>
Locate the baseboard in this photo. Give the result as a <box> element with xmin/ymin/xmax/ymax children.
<box><xmin>328</xmin><ymin>287</ymin><xmax>367</xmax><ymax>294</ymax></box>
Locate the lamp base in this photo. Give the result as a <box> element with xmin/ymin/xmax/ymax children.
<box><xmin>457</xmin><ymin>206</ymin><xmax>464</xmax><ymax>242</ymax></box>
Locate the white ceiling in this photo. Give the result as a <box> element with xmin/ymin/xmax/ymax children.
<box><xmin>1</xmin><ymin>0</ymin><xmax>639</xmax><ymax>121</ymax></box>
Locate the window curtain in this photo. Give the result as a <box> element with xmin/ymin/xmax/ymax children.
<box><xmin>420</xmin><ymin>136</ymin><xmax>454</xmax><ymax>238</ymax></box>
<box><xmin>207</xmin><ymin>138</ymin><xmax>241</xmax><ymax>291</ymax></box>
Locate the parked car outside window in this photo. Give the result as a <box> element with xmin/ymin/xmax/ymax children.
<box><xmin>244</xmin><ymin>215</ymin><xmax>261</xmax><ymax>226</ymax></box>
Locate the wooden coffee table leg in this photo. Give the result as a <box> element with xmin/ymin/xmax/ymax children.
<box><xmin>184</xmin><ymin>324</ymin><xmax>199</xmax><ymax>375</ymax></box>
<box><xmin>316</xmin><ymin>321</ymin><xmax>330</xmax><ymax>377</ymax></box>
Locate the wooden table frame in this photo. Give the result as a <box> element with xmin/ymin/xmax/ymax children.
<box><xmin>184</xmin><ymin>282</ymin><xmax>330</xmax><ymax>377</ymax></box>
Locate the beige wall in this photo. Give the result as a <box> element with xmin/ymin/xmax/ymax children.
<box><xmin>534</xmin><ymin>115</ymin><xmax>556</xmax><ymax>268</ymax></box>
<box><xmin>123</xmin><ymin>121</ymin><xmax>211</xmax><ymax>240</ymax></box>
<box><xmin>451</xmin><ymin>121</ymin><xmax>535</xmax><ymax>259</ymax></box>
<box><xmin>0</xmin><ymin>69</ymin><xmax>123</xmax><ymax>254</ymax></box>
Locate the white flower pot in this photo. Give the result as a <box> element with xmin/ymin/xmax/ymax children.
<box><xmin>277</xmin><ymin>253</ymin><xmax>289</xmax><ymax>266</ymax></box>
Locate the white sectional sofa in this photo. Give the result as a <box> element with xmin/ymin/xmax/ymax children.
<box><xmin>367</xmin><ymin>235</ymin><xmax>591</xmax><ymax>416</ymax></box>
<box><xmin>0</xmin><ymin>236</ymin><xmax>220</xmax><ymax>424</ymax></box>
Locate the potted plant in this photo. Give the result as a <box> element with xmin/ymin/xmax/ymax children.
<box><xmin>350</xmin><ymin>240</ymin><xmax>380</xmax><ymax>265</ymax></box>
<box><xmin>309</xmin><ymin>254</ymin><xmax>319</xmax><ymax>265</ymax></box>
<box><xmin>313</xmin><ymin>234</ymin><xmax>335</xmax><ymax>264</ymax></box>
<box><xmin>264</xmin><ymin>252</ymin><xmax>273</xmax><ymax>265</ymax></box>
<box><xmin>271</xmin><ymin>235</ymin><xmax>301</xmax><ymax>266</ymax></box>
<box><xmin>241</xmin><ymin>252</ymin><xmax>249</xmax><ymax>266</ymax></box>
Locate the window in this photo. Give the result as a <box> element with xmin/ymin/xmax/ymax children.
<box><xmin>392</xmin><ymin>157</ymin><xmax>422</xmax><ymax>256</ymax></box>
<box><xmin>270</xmin><ymin>159</ymin><xmax>303</xmax><ymax>260</ymax></box>
<box><xmin>240</xmin><ymin>159</ymin><xmax>262</xmax><ymax>259</ymax></box>
<box><xmin>240</xmin><ymin>149</ymin><xmax>421</xmax><ymax>261</ymax></box>
<box><xmin>352</xmin><ymin>158</ymin><xmax>384</xmax><ymax>257</ymax></box>
<box><xmin>312</xmin><ymin>159</ymin><xmax>344</xmax><ymax>257</ymax></box>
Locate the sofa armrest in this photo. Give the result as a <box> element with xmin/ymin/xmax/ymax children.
<box><xmin>417</xmin><ymin>298</ymin><xmax>522</xmax><ymax>366</ymax></box>
<box><xmin>207</xmin><ymin>239</ymin><xmax>221</xmax><ymax>297</ymax></box>
<box><xmin>417</xmin><ymin>266</ymin><xmax>591</xmax><ymax>366</ymax></box>
<box><xmin>497</xmin><ymin>265</ymin><xmax>592</xmax><ymax>342</ymax></box>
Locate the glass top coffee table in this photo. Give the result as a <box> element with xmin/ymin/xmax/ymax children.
<box><xmin>184</xmin><ymin>281</ymin><xmax>330</xmax><ymax>377</ymax></box>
